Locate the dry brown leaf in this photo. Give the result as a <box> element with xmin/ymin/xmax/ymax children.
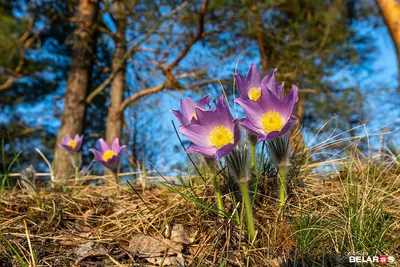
<box><xmin>145</xmin><ymin>254</ymin><xmax>185</xmax><ymax>266</ymax></box>
<box><xmin>170</xmin><ymin>224</ymin><xmax>196</xmax><ymax>245</ymax></box>
<box><xmin>74</xmin><ymin>242</ymin><xmax>108</xmax><ymax>265</ymax></box>
<box><xmin>129</xmin><ymin>225</ymin><xmax>197</xmax><ymax>266</ymax></box>
<box><xmin>129</xmin><ymin>234</ymin><xmax>183</xmax><ymax>257</ymax></box>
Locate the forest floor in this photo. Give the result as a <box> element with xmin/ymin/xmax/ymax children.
<box><xmin>1</xmin><ymin>157</ymin><xmax>400</xmax><ymax>266</ymax></box>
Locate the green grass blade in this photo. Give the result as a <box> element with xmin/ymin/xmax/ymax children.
<box><xmin>0</xmin><ymin>232</ymin><xmax>28</xmax><ymax>267</ymax></box>
<box><xmin>159</xmin><ymin>182</ymin><xmax>228</xmax><ymax>217</ymax></box>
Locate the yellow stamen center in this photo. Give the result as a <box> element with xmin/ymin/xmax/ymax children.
<box><xmin>248</xmin><ymin>87</ymin><xmax>261</xmax><ymax>101</ymax></box>
<box><xmin>208</xmin><ymin>126</ymin><xmax>234</xmax><ymax>149</ymax></box>
<box><xmin>192</xmin><ymin>113</ymin><xmax>198</xmax><ymax>120</ymax></box>
<box><xmin>102</xmin><ymin>150</ymin><xmax>116</xmax><ymax>162</ymax></box>
<box><xmin>67</xmin><ymin>140</ymin><xmax>77</xmax><ymax>149</ymax></box>
<box><xmin>261</xmin><ymin>111</ymin><xmax>285</xmax><ymax>133</ymax></box>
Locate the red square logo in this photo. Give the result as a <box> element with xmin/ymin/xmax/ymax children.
<box><xmin>379</xmin><ymin>255</ymin><xmax>388</xmax><ymax>265</ymax></box>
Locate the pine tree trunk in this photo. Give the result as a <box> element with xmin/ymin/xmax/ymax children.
<box><xmin>104</xmin><ymin>1</ymin><xmax>127</xmax><ymax>183</ymax></box>
<box><xmin>251</xmin><ymin>2</ymin><xmax>268</xmax><ymax>73</ymax></box>
<box><xmin>54</xmin><ymin>0</ymin><xmax>99</xmax><ymax>182</ymax></box>
<box><xmin>376</xmin><ymin>0</ymin><xmax>400</xmax><ymax>93</ymax></box>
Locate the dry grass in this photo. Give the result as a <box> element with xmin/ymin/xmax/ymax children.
<box><xmin>1</xmin><ymin>134</ymin><xmax>400</xmax><ymax>266</ymax></box>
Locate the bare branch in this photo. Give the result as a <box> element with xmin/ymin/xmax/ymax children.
<box><xmin>85</xmin><ymin>1</ymin><xmax>189</xmax><ymax>103</ymax></box>
<box><xmin>98</xmin><ymin>25</ymin><xmax>117</xmax><ymax>39</ymax></box>
<box><xmin>0</xmin><ymin>76</ymin><xmax>16</xmax><ymax>91</ymax></box>
<box><xmin>119</xmin><ymin>83</ymin><xmax>165</xmax><ymax>112</ymax></box>
<box><xmin>165</xmin><ymin>0</ymin><xmax>209</xmax><ymax>71</ymax></box>
<box><xmin>0</xmin><ymin>15</ymin><xmax>56</xmax><ymax>91</ymax></box>
<box><xmin>0</xmin><ymin>122</ymin><xmax>42</xmax><ymax>138</ymax></box>
<box><xmin>86</xmin><ymin>65</ymin><xmax>124</xmax><ymax>103</ymax></box>
<box><xmin>117</xmin><ymin>0</ymin><xmax>210</xmax><ymax>112</ymax></box>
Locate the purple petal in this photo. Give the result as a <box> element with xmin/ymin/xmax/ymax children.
<box><xmin>194</xmin><ymin>109</ymin><xmax>219</xmax><ymax>130</ymax></box>
<box><xmin>59</xmin><ymin>144</ymin><xmax>73</xmax><ymax>152</ymax></box>
<box><xmin>197</xmin><ymin>94</ymin><xmax>211</xmax><ymax>108</ymax></box>
<box><xmin>89</xmin><ymin>148</ymin><xmax>113</xmax><ymax>167</ymax></box>
<box><xmin>274</xmin><ymin>82</ymin><xmax>284</xmax><ymax>99</ymax></box>
<box><xmin>234</xmin><ymin>73</ymin><xmax>246</xmax><ymax>98</ymax></box>
<box><xmin>111</xmin><ymin>138</ymin><xmax>120</xmax><ymax>152</ymax></box>
<box><xmin>215</xmin><ymin>143</ymin><xmax>235</xmax><ymax>160</ymax></box>
<box><xmin>282</xmin><ymin>84</ymin><xmax>299</xmax><ymax>109</ymax></box>
<box><xmin>245</xmin><ymin>63</ymin><xmax>262</xmax><ymax>89</ymax></box>
<box><xmin>171</xmin><ymin>110</ymin><xmax>189</xmax><ymax>126</ymax></box>
<box><xmin>179</xmin><ymin>124</ymin><xmax>211</xmax><ymax>147</ymax></box>
<box><xmin>99</xmin><ymin>138</ymin><xmax>110</xmax><ymax>153</ymax></box>
<box><xmin>261</xmin><ymin>68</ymin><xmax>277</xmax><ymax>89</ymax></box>
<box><xmin>106</xmin><ymin>154</ymin><xmax>119</xmax><ymax>166</ymax></box>
<box><xmin>115</xmin><ymin>145</ymin><xmax>126</xmax><ymax>157</ymax></box>
<box><xmin>233</xmin><ymin>122</ymin><xmax>241</xmax><ymax>145</ymax></box>
<box><xmin>75</xmin><ymin>135</ymin><xmax>83</xmax><ymax>151</ymax></box>
<box><xmin>186</xmin><ymin>145</ymin><xmax>217</xmax><ymax>158</ymax></box>
<box><xmin>259</xmin><ymin>87</ymin><xmax>291</xmax><ymax>119</ymax></box>
<box><xmin>239</xmin><ymin>118</ymin><xmax>263</xmax><ymax>136</ymax></box>
<box><xmin>280</xmin><ymin>115</ymin><xmax>298</xmax><ymax>134</ymax></box>
<box><xmin>61</xmin><ymin>136</ymin><xmax>72</xmax><ymax>145</ymax></box>
<box><xmin>195</xmin><ymin>97</ymin><xmax>235</xmax><ymax>132</ymax></box>
<box><xmin>288</xmin><ymin>115</ymin><xmax>298</xmax><ymax>123</ymax></box>
<box><xmin>234</xmin><ymin>98</ymin><xmax>264</xmax><ymax>128</ymax></box>
<box><xmin>214</xmin><ymin>96</ymin><xmax>235</xmax><ymax>129</ymax></box>
<box><xmin>257</xmin><ymin>135</ymin><xmax>266</xmax><ymax>142</ymax></box>
<box><xmin>264</xmin><ymin>131</ymin><xmax>282</xmax><ymax>140</ymax></box>
<box><xmin>89</xmin><ymin>148</ymin><xmax>104</xmax><ymax>161</ymax></box>
<box><xmin>179</xmin><ymin>96</ymin><xmax>237</xmax><ymax>157</ymax></box>
<box><xmin>111</xmin><ymin>138</ymin><xmax>126</xmax><ymax>156</ymax></box>
<box><xmin>181</xmin><ymin>97</ymin><xmax>197</xmax><ymax>122</ymax></box>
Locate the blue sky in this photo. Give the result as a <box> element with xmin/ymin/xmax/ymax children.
<box><xmin>358</xmin><ymin>25</ymin><xmax>399</xmax><ymax>147</ymax></box>
<box><xmin>163</xmin><ymin>24</ymin><xmax>399</xmax><ymax>164</ymax></box>
<box><xmin>2</xmin><ymin>8</ymin><xmax>399</xmax><ymax>171</ymax></box>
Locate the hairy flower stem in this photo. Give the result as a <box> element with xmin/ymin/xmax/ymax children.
<box><xmin>250</xmin><ymin>143</ymin><xmax>258</xmax><ymax>204</ymax></box>
<box><xmin>240</xmin><ymin>180</ymin><xmax>256</xmax><ymax>244</ymax></box>
<box><xmin>278</xmin><ymin>165</ymin><xmax>287</xmax><ymax>211</ymax></box>
<box><xmin>71</xmin><ymin>152</ymin><xmax>82</xmax><ymax>183</ymax></box>
<box><xmin>209</xmin><ymin>165</ymin><xmax>224</xmax><ymax>216</ymax></box>
<box><xmin>250</xmin><ymin>143</ymin><xmax>256</xmax><ymax>172</ymax></box>
<box><xmin>113</xmin><ymin>171</ymin><xmax>120</xmax><ymax>197</ymax></box>
<box><xmin>252</xmin><ymin>141</ymin><xmax>265</xmax><ymax>204</ymax></box>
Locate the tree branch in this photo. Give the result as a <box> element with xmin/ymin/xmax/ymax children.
<box><xmin>119</xmin><ymin>83</ymin><xmax>165</xmax><ymax>112</ymax></box>
<box><xmin>117</xmin><ymin>0</ymin><xmax>210</xmax><ymax>112</ymax></box>
<box><xmin>85</xmin><ymin>1</ymin><xmax>189</xmax><ymax>103</ymax></box>
<box><xmin>118</xmin><ymin>77</ymin><xmax>219</xmax><ymax>114</ymax></box>
<box><xmin>0</xmin><ymin>76</ymin><xmax>15</xmax><ymax>91</ymax></box>
<box><xmin>0</xmin><ymin>15</ymin><xmax>55</xmax><ymax>91</ymax></box>
<box><xmin>165</xmin><ymin>0</ymin><xmax>208</xmax><ymax>71</ymax></box>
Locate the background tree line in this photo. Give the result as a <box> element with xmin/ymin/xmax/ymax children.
<box><xmin>0</xmin><ymin>0</ymin><xmax>399</xmax><ymax>182</ymax></box>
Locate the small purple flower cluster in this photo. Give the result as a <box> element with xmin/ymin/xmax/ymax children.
<box><xmin>171</xmin><ymin>63</ymin><xmax>299</xmax><ymax>159</ymax></box>
<box><xmin>59</xmin><ymin>135</ymin><xmax>126</xmax><ymax>172</ymax></box>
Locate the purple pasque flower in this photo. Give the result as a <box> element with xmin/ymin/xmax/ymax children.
<box><xmin>59</xmin><ymin>134</ymin><xmax>84</xmax><ymax>152</ymax></box>
<box><xmin>235</xmin><ymin>84</ymin><xmax>298</xmax><ymax>141</ymax></box>
<box><xmin>171</xmin><ymin>94</ymin><xmax>211</xmax><ymax>126</ymax></box>
<box><xmin>89</xmin><ymin>138</ymin><xmax>126</xmax><ymax>171</ymax></box>
<box><xmin>234</xmin><ymin>63</ymin><xmax>284</xmax><ymax>101</ymax></box>
<box><xmin>179</xmin><ymin>96</ymin><xmax>240</xmax><ymax>160</ymax></box>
